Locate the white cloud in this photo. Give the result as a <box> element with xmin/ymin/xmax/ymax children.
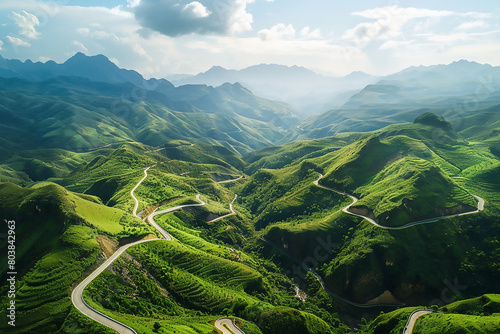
<box><xmin>76</xmin><ymin>27</ymin><xmax>119</xmax><ymax>41</ymax></box>
<box><xmin>183</xmin><ymin>1</ymin><xmax>211</xmax><ymax>18</ymax></box>
<box><xmin>5</xmin><ymin>36</ymin><xmax>31</xmax><ymax>47</ymax></box>
<box><xmin>127</xmin><ymin>0</ymin><xmax>141</xmax><ymax>8</ymax></box>
<box><xmin>77</xmin><ymin>27</ymin><xmax>90</xmax><ymax>35</ymax></box>
<box><xmin>258</xmin><ymin>23</ymin><xmax>295</xmax><ymax>41</ymax></box>
<box><xmin>11</xmin><ymin>10</ymin><xmax>40</xmax><ymax>39</ymax></box>
<box><xmin>72</xmin><ymin>40</ymin><xmax>88</xmax><ymax>52</ymax></box>
<box><xmin>227</xmin><ymin>0</ymin><xmax>254</xmax><ymax>34</ymax></box>
<box><xmin>300</xmin><ymin>26</ymin><xmax>321</xmax><ymax>39</ymax></box>
<box><xmin>456</xmin><ymin>20</ymin><xmax>489</xmax><ymax>31</ymax></box>
<box><xmin>422</xmin><ymin>29</ymin><xmax>500</xmax><ymax>43</ymax></box>
<box><xmin>379</xmin><ymin>40</ymin><xmax>412</xmax><ymax>50</ymax></box>
<box><xmin>0</xmin><ymin>40</ymin><xmax>3</xmax><ymax>50</ymax></box>
<box><xmin>342</xmin><ymin>5</ymin><xmax>488</xmax><ymax>46</ymax></box>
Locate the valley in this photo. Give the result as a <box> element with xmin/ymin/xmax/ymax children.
<box><xmin>0</xmin><ymin>53</ymin><xmax>499</xmax><ymax>334</ymax></box>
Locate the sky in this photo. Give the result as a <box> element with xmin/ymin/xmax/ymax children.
<box><xmin>0</xmin><ymin>0</ymin><xmax>499</xmax><ymax>78</ymax></box>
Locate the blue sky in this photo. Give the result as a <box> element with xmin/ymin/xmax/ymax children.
<box><xmin>0</xmin><ymin>0</ymin><xmax>499</xmax><ymax>77</ymax></box>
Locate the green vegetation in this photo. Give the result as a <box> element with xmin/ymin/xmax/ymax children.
<box><xmin>0</xmin><ymin>71</ymin><xmax>298</xmax><ymax>158</ymax></box>
<box><xmin>243</xmin><ymin>135</ymin><xmax>359</xmax><ymax>174</ymax></box>
<box><xmin>363</xmin><ymin>294</ymin><xmax>500</xmax><ymax>333</ymax></box>
<box><xmin>415</xmin><ymin>313</ymin><xmax>500</xmax><ymax>334</ymax></box>
<box><xmin>0</xmin><ymin>181</ymin><xmax>149</xmax><ymax>333</ymax></box>
<box><xmin>237</xmin><ymin>113</ymin><xmax>500</xmax><ymax>308</ymax></box>
<box><xmin>0</xmin><ymin>55</ymin><xmax>499</xmax><ymax>334</ymax></box>
<box><xmin>259</xmin><ymin>308</ymin><xmax>335</xmax><ymax>334</ymax></box>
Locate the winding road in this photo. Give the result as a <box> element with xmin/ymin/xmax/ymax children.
<box><xmin>218</xmin><ymin>176</ymin><xmax>243</xmax><ymax>184</ymax></box>
<box><xmin>314</xmin><ymin>173</ymin><xmax>485</xmax><ymax>230</ymax></box>
<box><xmin>148</xmin><ymin>194</ymin><xmax>205</xmax><ymax>240</ymax></box>
<box><xmin>71</xmin><ymin>167</ymin><xmax>207</xmax><ymax>334</ymax></box>
<box><xmin>260</xmin><ymin>173</ymin><xmax>486</xmax><ymax>309</ymax></box>
<box><xmin>130</xmin><ymin>166</ymin><xmax>152</xmax><ymax>218</ymax></box>
<box><xmin>403</xmin><ymin>309</ymin><xmax>434</xmax><ymax>334</ymax></box>
<box><xmin>208</xmin><ymin>194</ymin><xmax>238</xmax><ymax>223</ymax></box>
<box><xmin>215</xmin><ymin>318</ymin><xmax>246</xmax><ymax>334</ymax></box>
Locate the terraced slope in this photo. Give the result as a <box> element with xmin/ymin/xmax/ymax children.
<box><xmin>0</xmin><ymin>182</ymin><xmax>151</xmax><ymax>333</ymax></box>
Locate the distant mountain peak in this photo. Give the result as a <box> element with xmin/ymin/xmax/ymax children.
<box><xmin>208</xmin><ymin>65</ymin><xmax>226</xmax><ymax>70</ymax></box>
<box><xmin>448</xmin><ymin>59</ymin><xmax>490</xmax><ymax>68</ymax></box>
<box><xmin>205</xmin><ymin>65</ymin><xmax>233</xmax><ymax>74</ymax></box>
<box><xmin>65</xmin><ymin>52</ymin><xmax>114</xmax><ymax>66</ymax></box>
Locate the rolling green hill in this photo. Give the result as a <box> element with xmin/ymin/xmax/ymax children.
<box><xmin>0</xmin><ymin>54</ymin><xmax>299</xmax><ymax>158</ymax></box>
<box><xmin>363</xmin><ymin>294</ymin><xmax>500</xmax><ymax>333</ymax></box>
<box><xmin>236</xmin><ymin>112</ymin><xmax>500</xmax><ymax>308</ymax></box>
<box><xmin>0</xmin><ymin>182</ymin><xmax>153</xmax><ymax>333</ymax></box>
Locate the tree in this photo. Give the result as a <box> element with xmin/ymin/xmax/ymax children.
<box><xmin>153</xmin><ymin>321</ymin><xmax>161</xmax><ymax>332</ymax></box>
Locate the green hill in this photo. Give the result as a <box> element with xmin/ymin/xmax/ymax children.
<box><xmin>0</xmin><ymin>54</ymin><xmax>499</xmax><ymax>333</ymax></box>
<box><xmin>0</xmin><ymin>69</ymin><xmax>298</xmax><ymax>157</ymax></box>
<box><xmin>236</xmin><ymin>113</ymin><xmax>499</xmax><ymax>307</ymax></box>
<box><xmin>0</xmin><ymin>182</ymin><xmax>152</xmax><ymax>333</ymax></box>
<box><xmin>259</xmin><ymin>308</ymin><xmax>335</xmax><ymax>334</ymax></box>
<box><xmin>363</xmin><ymin>294</ymin><xmax>500</xmax><ymax>333</ymax></box>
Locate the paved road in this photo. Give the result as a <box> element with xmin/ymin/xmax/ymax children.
<box><xmin>218</xmin><ymin>176</ymin><xmax>243</xmax><ymax>184</ymax></box>
<box><xmin>130</xmin><ymin>166</ymin><xmax>152</xmax><ymax>218</ymax></box>
<box><xmin>215</xmin><ymin>318</ymin><xmax>246</xmax><ymax>334</ymax></box>
<box><xmin>314</xmin><ymin>173</ymin><xmax>485</xmax><ymax>230</ymax></box>
<box><xmin>208</xmin><ymin>194</ymin><xmax>237</xmax><ymax>223</ymax></box>
<box><xmin>403</xmin><ymin>309</ymin><xmax>434</xmax><ymax>334</ymax></box>
<box><xmin>145</xmin><ymin>143</ymin><xmax>194</xmax><ymax>153</ymax></box>
<box><xmin>71</xmin><ymin>240</ymin><xmax>152</xmax><ymax>334</ymax></box>
<box><xmin>148</xmin><ymin>194</ymin><xmax>206</xmax><ymax>240</ymax></box>
<box><xmin>72</xmin><ymin>168</ymin><xmax>206</xmax><ymax>333</ymax></box>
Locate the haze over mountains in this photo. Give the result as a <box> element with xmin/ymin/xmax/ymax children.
<box><xmin>169</xmin><ymin>64</ymin><xmax>378</xmax><ymax>117</ymax></box>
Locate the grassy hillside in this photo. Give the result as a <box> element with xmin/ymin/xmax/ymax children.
<box><xmin>243</xmin><ymin>134</ymin><xmax>360</xmax><ymax>175</ymax></box>
<box><xmin>0</xmin><ymin>60</ymin><xmax>498</xmax><ymax>334</ymax></box>
<box><xmin>241</xmin><ymin>116</ymin><xmax>480</xmax><ymax>229</ymax></box>
<box><xmin>363</xmin><ymin>294</ymin><xmax>500</xmax><ymax>333</ymax></box>
<box><xmin>239</xmin><ymin>161</ymin><xmax>348</xmax><ymax>230</ymax></box>
<box><xmin>82</xmin><ymin>208</ymin><xmax>348</xmax><ymax>334</ymax></box>
<box><xmin>259</xmin><ymin>308</ymin><xmax>335</xmax><ymax>334</ymax></box>
<box><xmin>0</xmin><ymin>182</ymin><xmax>151</xmax><ymax>333</ymax></box>
<box><xmin>0</xmin><ymin>74</ymin><xmax>298</xmax><ymax>156</ymax></box>
<box><xmin>237</xmin><ymin>113</ymin><xmax>500</xmax><ymax>308</ymax></box>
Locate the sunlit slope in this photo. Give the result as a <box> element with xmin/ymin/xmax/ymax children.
<box><xmin>0</xmin><ymin>182</ymin><xmax>152</xmax><ymax>333</ymax></box>
<box><xmin>242</xmin><ymin>113</ymin><xmax>478</xmax><ymax>228</ymax></box>
<box><xmin>238</xmin><ymin>112</ymin><xmax>499</xmax><ymax>306</ymax></box>
<box><xmin>363</xmin><ymin>294</ymin><xmax>500</xmax><ymax>334</ymax></box>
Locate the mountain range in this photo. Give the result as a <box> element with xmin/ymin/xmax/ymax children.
<box><xmin>0</xmin><ymin>53</ymin><xmax>299</xmax><ymax>159</ymax></box>
<box><xmin>169</xmin><ymin>63</ymin><xmax>379</xmax><ymax>118</ymax></box>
